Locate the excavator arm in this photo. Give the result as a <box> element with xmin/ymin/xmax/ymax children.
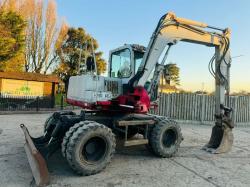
<box><xmin>129</xmin><ymin>12</ymin><xmax>233</xmax><ymax>153</ymax></box>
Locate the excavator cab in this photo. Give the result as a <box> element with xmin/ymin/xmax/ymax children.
<box><xmin>109</xmin><ymin>44</ymin><xmax>145</xmax><ymax>82</ymax></box>
<box><xmin>109</xmin><ymin>44</ymin><xmax>159</xmax><ymax>100</ymax></box>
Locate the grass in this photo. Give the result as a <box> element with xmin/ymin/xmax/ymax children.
<box><xmin>55</xmin><ymin>93</ymin><xmax>69</xmax><ymax>107</ymax></box>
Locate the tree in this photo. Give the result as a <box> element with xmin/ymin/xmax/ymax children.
<box><xmin>0</xmin><ymin>10</ymin><xmax>26</xmax><ymax>71</ymax></box>
<box><xmin>163</xmin><ymin>63</ymin><xmax>180</xmax><ymax>86</ymax></box>
<box><xmin>2</xmin><ymin>54</ymin><xmax>26</xmax><ymax>72</ymax></box>
<box><xmin>1</xmin><ymin>0</ymin><xmax>68</xmax><ymax>74</ymax></box>
<box><xmin>54</xmin><ymin>27</ymin><xmax>106</xmax><ymax>91</ymax></box>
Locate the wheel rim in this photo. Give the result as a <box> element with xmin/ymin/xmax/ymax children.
<box><xmin>81</xmin><ymin>136</ymin><xmax>108</xmax><ymax>163</ymax></box>
<box><xmin>162</xmin><ymin>128</ymin><xmax>177</xmax><ymax>148</ymax></box>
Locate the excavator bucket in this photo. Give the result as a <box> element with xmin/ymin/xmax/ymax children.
<box><xmin>202</xmin><ymin>110</ymin><xmax>234</xmax><ymax>154</ymax></box>
<box><xmin>20</xmin><ymin>124</ymin><xmax>49</xmax><ymax>186</ymax></box>
<box><xmin>202</xmin><ymin>125</ymin><xmax>234</xmax><ymax>154</ymax></box>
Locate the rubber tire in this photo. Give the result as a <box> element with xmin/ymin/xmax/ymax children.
<box><xmin>65</xmin><ymin>121</ymin><xmax>116</xmax><ymax>175</ymax></box>
<box><xmin>62</xmin><ymin>121</ymin><xmax>96</xmax><ymax>157</ymax></box>
<box><xmin>149</xmin><ymin>118</ymin><xmax>182</xmax><ymax>157</ymax></box>
<box><xmin>61</xmin><ymin>122</ymin><xmax>86</xmax><ymax>157</ymax></box>
<box><xmin>43</xmin><ymin>115</ymin><xmax>56</xmax><ymax>133</ymax></box>
<box><xmin>44</xmin><ymin>111</ymin><xmax>76</xmax><ymax>132</ymax></box>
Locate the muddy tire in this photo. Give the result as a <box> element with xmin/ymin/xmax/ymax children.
<box><xmin>44</xmin><ymin>111</ymin><xmax>76</xmax><ymax>132</ymax></box>
<box><xmin>61</xmin><ymin>122</ymin><xmax>88</xmax><ymax>157</ymax></box>
<box><xmin>149</xmin><ymin>117</ymin><xmax>182</xmax><ymax>157</ymax></box>
<box><xmin>65</xmin><ymin>121</ymin><xmax>116</xmax><ymax>175</ymax></box>
<box><xmin>44</xmin><ymin>115</ymin><xmax>55</xmax><ymax>132</ymax></box>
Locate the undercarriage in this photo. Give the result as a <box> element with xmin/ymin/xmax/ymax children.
<box><xmin>21</xmin><ymin>110</ymin><xmax>183</xmax><ymax>186</ymax></box>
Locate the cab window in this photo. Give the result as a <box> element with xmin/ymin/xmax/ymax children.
<box><xmin>134</xmin><ymin>51</ymin><xmax>144</xmax><ymax>73</ymax></box>
<box><xmin>111</xmin><ymin>49</ymin><xmax>131</xmax><ymax>78</ymax></box>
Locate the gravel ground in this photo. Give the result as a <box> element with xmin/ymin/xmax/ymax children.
<box><xmin>0</xmin><ymin>112</ymin><xmax>250</xmax><ymax>187</ymax></box>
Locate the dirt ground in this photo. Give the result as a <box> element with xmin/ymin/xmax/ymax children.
<box><xmin>0</xmin><ymin>112</ymin><xmax>250</xmax><ymax>187</ymax></box>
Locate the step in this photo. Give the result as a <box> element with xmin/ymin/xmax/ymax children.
<box><xmin>117</xmin><ymin>120</ymin><xmax>155</xmax><ymax>126</ymax></box>
<box><xmin>124</xmin><ymin>139</ymin><xmax>148</xmax><ymax>146</ymax></box>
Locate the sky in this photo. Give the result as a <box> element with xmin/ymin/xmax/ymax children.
<box><xmin>57</xmin><ymin>0</ymin><xmax>250</xmax><ymax>92</ymax></box>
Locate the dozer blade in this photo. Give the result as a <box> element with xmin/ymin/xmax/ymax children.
<box><xmin>202</xmin><ymin>124</ymin><xmax>234</xmax><ymax>154</ymax></box>
<box><xmin>20</xmin><ymin>124</ymin><xmax>50</xmax><ymax>186</ymax></box>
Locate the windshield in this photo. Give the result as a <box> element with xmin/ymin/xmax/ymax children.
<box><xmin>111</xmin><ymin>48</ymin><xmax>131</xmax><ymax>78</ymax></box>
<box><xmin>134</xmin><ymin>51</ymin><xmax>144</xmax><ymax>73</ymax></box>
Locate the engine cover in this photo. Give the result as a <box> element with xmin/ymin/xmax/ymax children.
<box><xmin>67</xmin><ymin>74</ymin><xmax>122</xmax><ymax>103</ymax></box>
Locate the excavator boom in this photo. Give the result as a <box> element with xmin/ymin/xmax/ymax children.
<box><xmin>130</xmin><ymin>12</ymin><xmax>233</xmax><ymax>153</ymax></box>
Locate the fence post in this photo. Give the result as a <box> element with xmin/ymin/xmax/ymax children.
<box><xmin>200</xmin><ymin>95</ymin><xmax>205</xmax><ymax>122</ymax></box>
<box><xmin>166</xmin><ymin>94</ymin><xmax>170</xmax><ymax>116</ymax></box>
<box><xmin>61</xmin><ymin>95</ymin><xmax>64</xmax><ymax>110</ymax></box>
<box><xmin>51</xmin><ymin>82</ymin><xmax>56</xmax><ymax>108</ymax></box>
<box><xmin>233</xmin><ymin>96</ymin><xmax>238</xmax><ymax>126</ymax></box>
<box><xmin>36</xmin><ymin>96</ymin><xmax>39</xmax><ymax>112</ymax></box>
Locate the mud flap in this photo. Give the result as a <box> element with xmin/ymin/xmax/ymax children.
<box><xmin>20</xmin><ymin>124</ymin><xmax>49</xmax><ymax>186</ymax></box>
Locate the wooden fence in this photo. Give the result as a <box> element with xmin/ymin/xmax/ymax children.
<box><xmin>151</xmin><ymin>93</ymin><xmax>250</xmax><ymax>126</ymax></box>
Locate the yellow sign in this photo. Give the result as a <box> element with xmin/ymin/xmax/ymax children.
<box><xmin>1</xmin><ymin>79</ymin><xmax>44</xmax><ymax>96</ymax></box>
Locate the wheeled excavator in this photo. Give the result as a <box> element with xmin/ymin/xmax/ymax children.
<box><xmin>20</xmin><ymin>12</ymin><xmax>234</xmax><ymax>186</ymax></box>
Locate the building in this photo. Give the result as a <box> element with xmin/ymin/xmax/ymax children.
<box><xmin>0</xmin><ymin>72</ymin><xmax>59</xmax><ymax>97</ymax></box>
<box><xmin>0</xmin><ymin>72</ymin><xmax>60</xmax><ymax>109</ymax></box>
